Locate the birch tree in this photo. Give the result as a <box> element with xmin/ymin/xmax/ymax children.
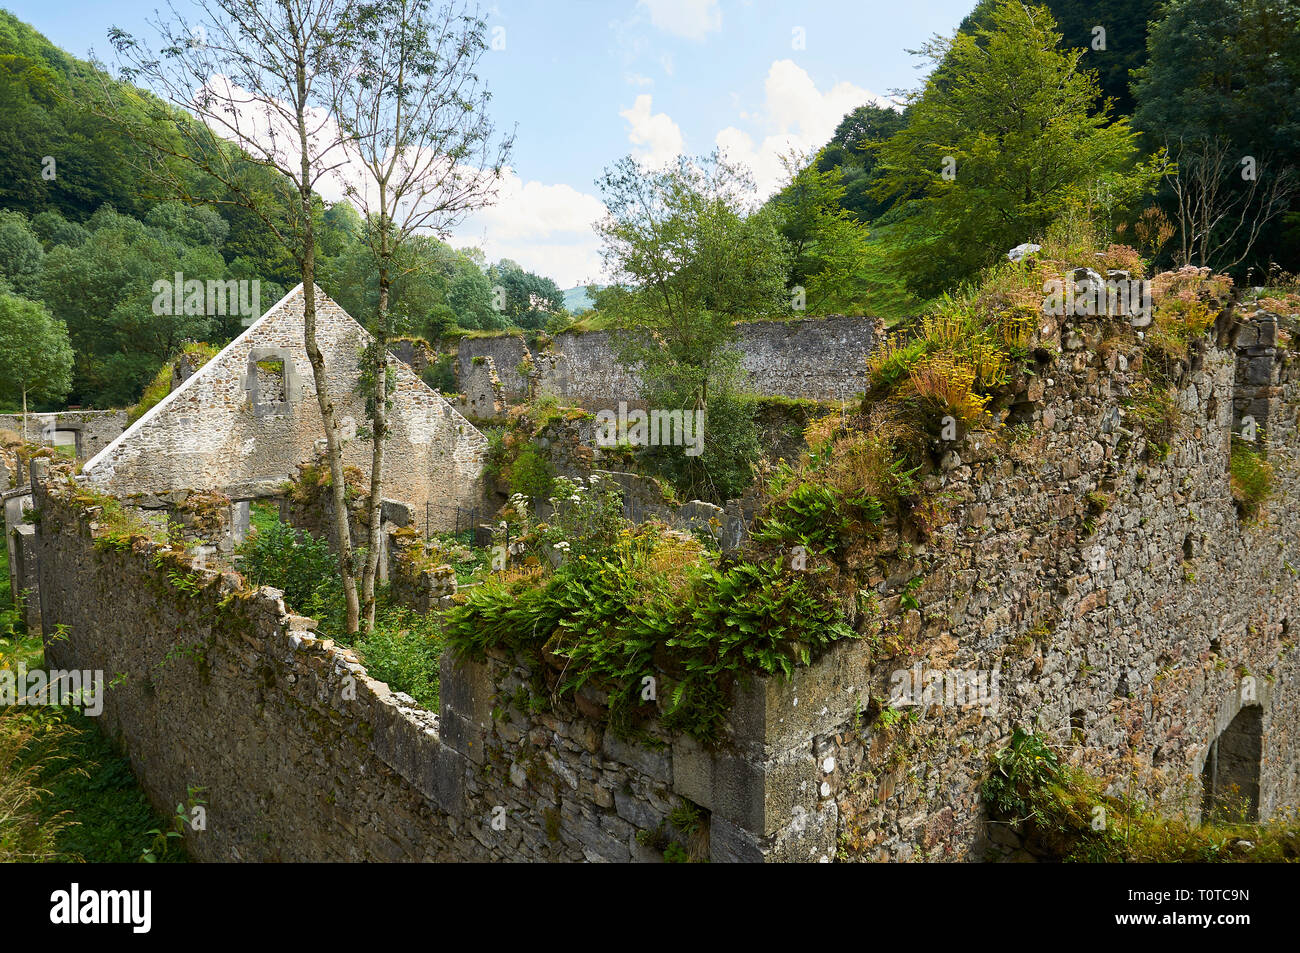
<box><xmin>104</xmin><ymin>0</ymin><xmax>365</xmax><ymax>630</ymax></box>
<box><xmin>326</xmin><ymin>0</ymin><xmax>511</xmax><ymax>629</ymax></box>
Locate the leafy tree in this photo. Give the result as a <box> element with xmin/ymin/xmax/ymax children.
<box><xmin>0</xmin><ymin>210</ymin><xmax>43</xmax><ymax>296</ymax></box>
<box><xmin>30</xmin><ymin>210</ymin><xmax>88</xmax><ymax>249</ymax></box>
<box><xmin>771</xmin><ymin>152</ymin><xmax>871</xmax><ymax>314</ymax></box>
<box><xmin>486</xmin><ymin>259</ymin><xmax>566</xmax><ymax>329</ymax></box>
<box><xmin>446</xmin><ymin>257</ymin><xmax>499</xmax><ymax>331</ymax></box>
<box><xmin>327</xmin><ymin>0</ymin><xmax>510</xmax><ymax>628</ymax></box>
<box><xmin>144</xmin><ymin>201</ymin><xmax>230</xmax><ymax>249</ymax></box>
<box><xmin>810</xmin><ymin>103</ymin><xmax>909</xmax><ymax>223</ymax></box>
<box><xmin>1133</xmin><ymin>0</ymin><xmax>1300</xmax><ymax>271</ymax></box>
<box><xmin>38</xmin><ymin>207</ymin><xmax>216</xmax><ymax>405</ymax></box>
<box><xmin>595</xmin><ymin>152</ymin><xmax>790</xmax><ymax>501</ymax></box>
<box><xmin>108</xmin><ymin>0</ymin><xmax>365</xmax><ymax>630</ymax></box>
<box><xmin>952</xmin><ymin>0</ymin><xmax>1160</xmax><ymax>115</ymax></box>
<box><xmin>871</xmin><ymin>0</ymin><xmax>1168</xmax><ymax>296</ymax></box>
<box><xmin>597</xmin><ymin>152</ymin><xmax>790</xmax><ymax>405</ymax></box>
<box><xmin>0</xmin><ymin>292</ymin><xmax>73</xmax><ymax>436</ymax></box>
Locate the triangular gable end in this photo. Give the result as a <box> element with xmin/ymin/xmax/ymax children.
<box><xmin>80</xmin><ymin>285</ymin><xmax>488</xmax><ymax>519</ymax></box>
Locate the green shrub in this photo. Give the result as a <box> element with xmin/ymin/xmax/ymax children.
<box><xmin>981</xmin><ymin>728</ymin><xmax>1300</xmax><ymax>862</ymax></box>
<box><xmin>420</xmin><ymin>355</ymin><xmax>456</xmax><ymax>393</ymax></box>
<box><xmin>752</xmin><ymin>481</ymin><xmax>866</xmax><ymax>555</ymax></box>
<box><xmin>357</xmin><ymin>606</ymin><xmax>443</xmax><ymax>710</ymax></box>
<box><xmin>444</xmin><ymin>528</ymin><xmax>854</xmax><ymax>743</ymax></box>
<box><xmin>506</xmin><ymin>444</ymin><xmax>554</xmax><ymax>498</ymax></box>
<box><xmin>1230</xmin><ymin>440</ymin><xmax>1273</xmax><ymax>521</ymax></box>
<box><xmin>237</xmin><ymin>518</ymin><xmax>339</xmax><ymax>614</ymax></box>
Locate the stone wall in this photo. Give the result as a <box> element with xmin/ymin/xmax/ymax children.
<box><xmin>81</xmin><ymin>286</ymin><xmax>488</xmax><ymax>531</ymax></box>
<box><xmin>456</xmin><ymin>316</ymin><xmax>881</xmax><ymax>407</ymax></box>
<box><xmin>32</xmin><ymin>463</ymin><xmax>820</xmax><ymax>862</ymax></box>
<box><xmin>25</xmin><ymin>304</ymin><xmax>1300</xmax><ymax>863</ymax></box>
<box><xmin>456</xmin><ymin>333</ymin><xmax>531</xmax><ymax>397</ymax></box>
<box><xmin>4</xmin><ymin>485</ymin><xmax>38</xmax><ymax>631</ymax></box>
<box><xmin>812</xmin><ymin>309</ymin><xmax>1300</xmax><ymax>860</ymax></box>
<box><xmin>389</xmin><ymin>338</ymin><xmax>438</xmax><ymax>378</ymax></box>
<box><xmin>0</xmin><ymin>410</ymin><xmax>127</xmax><ymax>462</ymax></box>
<box><xmin>455</xmin><ymin>355</ymin><xmax>506</xmax><ymax>421</ymax></box>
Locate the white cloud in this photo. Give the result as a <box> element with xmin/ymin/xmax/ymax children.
<box><xmin>620</xmin><ymin>94</ymin><xmax>685</xmax><ymax>169</ymax></box>
<box><xmin>637</xmin><ymin>0</ymin><xmax>721</xmax><ymax>40</ymax></box>
<box><xmin>715</xmin><ymin>59</ymin><xmax>893</xmax><ymax>197</ymax></box>
<box><xmin>449</xmin><ymin>169</ymin><xmax>607</xmax><ymax>288</ymax></box>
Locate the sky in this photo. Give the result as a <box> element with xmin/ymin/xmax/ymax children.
<box><xmin>6</xmin><ymin>0</ymin><xmax>978</xmax><ymax>288</ymax></box>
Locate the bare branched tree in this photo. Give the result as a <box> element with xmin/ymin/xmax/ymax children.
<box><xmin>101</xmin><ymin>0</ymin><xmax>365</xmax><ymax>631</ymax></box>
<box><xmin>1168</xmin><ymin>137</ymin><xmax>1297</xmax><ymax>271</ymax></box>
<box><xmin>325</xmin><ymin>0</ymin><xmax>511</xmax><ymax>629</ymax></box>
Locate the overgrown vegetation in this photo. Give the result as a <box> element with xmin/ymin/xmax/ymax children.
<box><xmin>127</xmin><ymin>341</ymin><xmax>219</xmax><ymax>423</ymax></box>
<box><xmin>1229</xmin><ymin>439</ymin><xmax>1273</xmax><ymax>522</ymax></box>
<box><xmin>982</xmin><ymin>728</ymin><xmax>1300</xmax><ymax>862</ymax></box>
<box><xmin>446</xmin><ymin>519</ymin><xmax>853</xmax><ymax>744</ymax></box>
<box><xmin>1</xmin><ymin>630</ymin><xmax>186</xmax><ymax>862</ymax></box>
<box><xmin>237</xmin><ymin>513</ymin><xmax>442</xmax><ymax>709</ymax></box>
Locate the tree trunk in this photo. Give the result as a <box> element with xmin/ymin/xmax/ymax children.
<box><xmin>292</xmin><ymin>31</ymin><xmax>359</xmax><ymax>634</ymax></box>
<box><xmin>21</xmin><ymin>388</ymin><xmax>27</xmax><ymax>443</ymax></box>
<box><xmin>361</xmin><ymin>235</ymin><xmax>390</xmax><ymax>631</ymax></box>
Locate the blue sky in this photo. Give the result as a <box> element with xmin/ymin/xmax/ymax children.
<box><xmin>7</xmin><ymin>0</ymin><xmax>977</xmax><ymax>286</ymax></box>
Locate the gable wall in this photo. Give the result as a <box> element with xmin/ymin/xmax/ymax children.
<box><xmin>82</xmin><ymin>287</ymin><xmax>487</xmax><ymax>526</ymax></box>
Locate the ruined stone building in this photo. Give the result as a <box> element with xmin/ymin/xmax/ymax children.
<box><xmin>22</xmin><ymin>294</ymin><xmax>1300</xmax><ymax>861</ymax></box>
<box><xmin>455</xmin><ymin>315</ymin><xmax>881</xmax><ymax>411</ymax></box>
<box><xmin>7</xmin><ymin>285</ymin><xmax>486</xmax><ymax>631</ymax></box>
<box><xmin>81</xmin><ymin>283</ymin><xmax>488</xmax><ymax>524</ymax></box>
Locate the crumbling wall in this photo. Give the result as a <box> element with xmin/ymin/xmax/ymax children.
<box><xmin>456</xmin><ymin>333</ymin><xmax>531</xmax><ymax>398</ymax></box>
<box><xmin>81</xmin><ymin>286</ymin><xmax>488</xmax><ymax>530</ymax></box>
<box><xmin>0</xmin><ymin>410</ymin><xmax>127</xmax><ymax>461</ymax></box>
<box><xmin>455</xmin><ymin>355</ymin><xmax>506</xmax><ymax>421</ymax></box>
<box><xmin>456</xmin><ymin>316</ymin><xmax>881</xmax><ymax>408</ymax></box>
<box><xmin>27</xmin><ymin>305</ymin><xmax>1300</xmax><ymax>863</ymax></box>
<box><xmin>814</xmin><ymin>312</ymin><xmax>1300</xmax><ymax>861</ymax></box>
<box><xmin>389</xmin><ymin>338</ymin><xmax>438</xmax><ymax>378</ymax></box>
<box><xmin>32</xmin><ymin>464</ymin><xmax>816</xmax><ymax>862</ymax></box>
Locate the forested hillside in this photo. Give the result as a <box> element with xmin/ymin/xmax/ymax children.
<box><xmin>0</xmin><ymin>10</ymin><xmax>563</xmax><ymax>410</ymax></box>
<box><xmin>767</xmin><ymin>0</ymin><xmax>1300</xmax><ymax>307</ymax></box>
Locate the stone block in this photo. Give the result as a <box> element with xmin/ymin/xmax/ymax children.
<box><xmin>439</xmin><ymin>710</ymin><xmax>487</xmax><ymax>764</ymax></box>
<box><xmin>440</xmin><ymin>652</ymin><xmax>494</xmax><ymax>728</ymax></box>
<box><xmin>709</xmin><ymin>816</ymin><xmax>766</xmax><ymax>863</ymax></box>
<box><xmin>729</xmin><ymin>637</ymin><xmax>872</xmax><ymax>753</ymax></box>
<box><xmin>767</xmin><ymin>801</ymin><xmax>838</xmax><ymax>863</ymax></box>
<box><xmin>671</xmin><ymin>734</ymin><xmax>714</xmax><ymax>809</ymax></box>
<box><xmin>601</xmin><ymin>728</ymin><xmax>671</xmax><ymax>783</ymax></box>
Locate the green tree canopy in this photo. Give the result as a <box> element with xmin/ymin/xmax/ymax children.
<box><xmin>486</xmin><ymin>259</ymin><xmax>567</xmax><ymax>330</ymax></box>
<box><xmin>871</xmin><ymin>0</ymin><xmax>1167</xmax><ymax>296</ymax></box>
<box><xmin>0</xmin><ymin>291</ymin><xmax>73</xmax><ymax>428</ymax></box>
<box><xmin>770</xmin><ymin>152</ymin><xmax>871</xmax><ymax>314</ymax></box>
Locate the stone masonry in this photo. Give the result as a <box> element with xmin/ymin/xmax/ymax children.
<box><xmin>80</xmin><ymin>285</ymin><xmax>488</xmax><ymax>529</ymax></box>
<box><xmin>456</xmin><ymin>315</ymin><xmax>882</xmax><ymax>408</ymax></box>
<box><xmin>23</xmin><ymin>303</ymin><xmax>1300</xmax><ymax>863</ymax></box>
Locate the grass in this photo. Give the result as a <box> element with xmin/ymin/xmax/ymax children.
<box><xmin>982</xmin><ymin>728</ymin><xmax>1300</xmax><ymax>862</ymax></box>
<box><xmin>0</xmin><ymin>628</ymin><xmax>186</xmax><ymax>863</ymax></box>
<box><xmin>249</xmin><ymin>499</ymin><xmax>280</xmax><ymax>536</ymax></box>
